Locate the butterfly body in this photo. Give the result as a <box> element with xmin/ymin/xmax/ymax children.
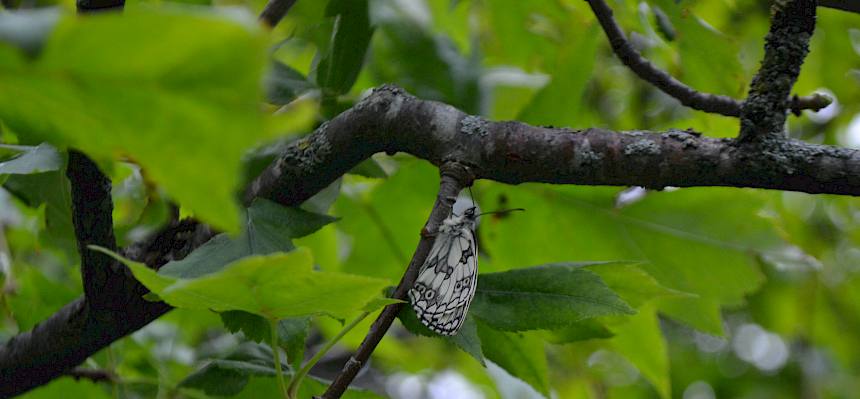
<box><xmin>409</xmin><ymin>207</ymin><xmax>478</xmax><ymax>335</ymax></box>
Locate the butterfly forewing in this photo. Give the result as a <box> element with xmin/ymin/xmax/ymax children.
<box><xmin>408</xmin><ymin>209</ymin><xmax>478</xmax><ymax>335</ymax></box>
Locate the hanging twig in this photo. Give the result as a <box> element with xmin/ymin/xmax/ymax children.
<box><xmin>321</xmin><ymin>163</ymin><xmax>473</xmax><ymax>399</ymax></box>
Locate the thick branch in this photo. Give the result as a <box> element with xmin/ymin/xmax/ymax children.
<box><xmin>739</xmin><ymin>0</ymin><xmax>817</xmax><ymax>141</ymax></box>
<box><xmin>586</xmin><ymin>0</ymin><xmax>829</xmax><ymax>117</ymax></box>
<box><xmin>322</xmin><ymin>163</ymin><xmax>471</xmax><ymax>399</ymax></box>
<box><xmin>249</xmin><ymin>85</ymin><xmax>860</xmax><ymax>201</ymax></box>
<box><xmin>0</xmin><ymin>220</ymin><xmax>211</xmax><ymax>398</ymax></box>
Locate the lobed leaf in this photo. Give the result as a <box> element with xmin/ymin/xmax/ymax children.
<box><xmin>92</xmin><ymin>247</ymin><xmax>391</xmax><ymax>321</ymax></box>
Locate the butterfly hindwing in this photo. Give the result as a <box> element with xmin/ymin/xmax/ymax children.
<box><xmin>408</xmin><ymin>210</ymin><xmax>478</xmax><ymax>336</ymax></box>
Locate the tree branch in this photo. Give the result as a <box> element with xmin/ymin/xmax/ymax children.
<box><xmin>321</xmin><ymin>163</ymin><xmax>472</xmax><ymax>399</ymax></box>
<box><xmin>0</xmin><ymin>219</ymin><xmax>214</xmax><ymax>398</ymax></box>
<box><xmin>819</xmin><ymin>0</ymin><xmax>860</xmax><ymax>14</ymax></box>
<box><xmin>740</xmin><ymin>0</ymin><xmax>817</xmax><ymax>141</ymax></box>
<box><xmin>249</xmin><ymin>85</ymin><xmax>860</xmax><ymax>199</ymax></box>
<box><xmin>65</xmin><ymin>150</ymin><xmax>122</xmax><ymax>311</ymax></box>
<box><xmin>586</xmin><ymin>0</ymin><xmax>829</xmax><ymax>117</ymax></box>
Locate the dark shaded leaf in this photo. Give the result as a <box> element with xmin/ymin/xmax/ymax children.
<box><xmin>470</xmin><ymin>263</ymin><xmax>635</xmax><ymax>332</ymax></box>
<box><xmin>316</xmin><ymin>0</ymin><xmax>373</xmax><ymax>95</ymax></box>
<box><xmin>159</xmin><ymin>198</ymin><xmax>337</xmax><ymax>278</ymax></box>
<box><xmin>264</xmin><ymin>61</ymin><xmax>315</xmax><ymax>105</ymax></box>
<box><xmin>398</xmin><ymin>304</ymin><xmax>485</xmax><ymax>365</ymax></box>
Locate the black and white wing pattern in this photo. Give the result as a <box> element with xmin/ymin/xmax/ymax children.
<box><xmin>408</xmin><ymin>207</ymin><xmax>478</xmax><ymax>335</ymax></box>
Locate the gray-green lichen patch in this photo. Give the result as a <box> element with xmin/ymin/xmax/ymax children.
<box><xmin>285</xmin><ymin>123</ymin><xmax>332</xmax><ymax>172</ymax></box>
<box><xmin>666</xmin><ymin>129</ymin><xmax>699</xmax><ymax>149</ymax></box>
<box><xmin>460</xmin><ymin>115</ymin><xmax>489</xmax><ymax>136</ymax></box>
<box><xmin>624</xmin><ymin>139</ymin><xmax>661</xmax><ymax>156</ymax></box>
<box><xmin>574</xmin><ymin>139</ymin><xmax>604</xmax><ymax>168</ymax></box>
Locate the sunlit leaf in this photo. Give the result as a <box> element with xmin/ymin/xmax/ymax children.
<box><xmin>0</xmin><ymin>8</ymin><xmax>270</xmax><ymax>232</ymax></box>
<box><xmin>93</xmin><ymin>247</ymin><xmax>391</xmax><ymax>320</ymax></box>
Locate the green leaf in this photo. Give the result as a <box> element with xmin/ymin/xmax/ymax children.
<box><xmin>180</xmin><ymin>342</ymin><xmax>278</xmax><ymax>396</ymax></box>
<box><xmin>477</xmin><ymin>322</ymin><xmax>549</xmax><ymax>397</ymax></box>
<box><xmin>361</xmin><ymin>296</ymin><xmax>403</xmax><ymax>312</ymax></box>
<box><xmin>278</xmin><ymin>316</ymin><xmax>311</xmax><ymax>372</ymax></box>
<box><xmin>470</xmin><ymin>263</ymin><xmax>635</xmax><ymax>332</ymax></box>
<box><xmin>93</xmin><ymin>247</ymin><xmax>391</xmax><ymax>320</ymax></box>
<box><xmin>316</xmin><ymin>0</ymin><xmax>374</xmax><ymax>95</ymax></box>
<box><xmin>370</xmin><ymin>5</ymin><xmax>482</xmax><ymax>113</ymax></box>
<box><xmin>517</xmin><ymin>23</ymin><xmax>600</xmax><ymax>128</ymax></box>
<box><xmin>335</xmin><ymin>161</ymin><xmax>439</xmax><ymax>279</ymax></box>
<box><xmin>180</xmin><ymin>360</ymin><xmax>267</xmax><ymax>396</ymax></box>
<box><xmin>585</xmin><ymin>262</ymin><xmax>692</xmax><ymax>308</ymax></box>
<box><xmin>610</xmin><ymin>304</ymin><xmax>670</xmax><ymax>399</ymax></box>
<box><xmin>215</xmin><ymin>311</ymin><xmax>310</xmax><ymax>371</ymax></box>
<box><xmin>264</xmin><ymin>61</ymin><xmax>315</xmax><ymax>105</ymax></box>
<box><xmin>397</xmin><ymin>305</ymin><xmax>485</xmax><ymax>365</ymax></box>
<box><xmin>544</xmin><ymin>319</ymin><xmax>615</xmax><ymax>344</ymax></box>
<box><xmin>159</xmin><ymin>198</ymin><xmax>338</xmax><ymax>278</ymax></box>
<box><xmin>0</xmin><ymin>143</ymin><xmax>61</xmax><ymax>175</ymax></box>
<box><xmin>220</xmin><ymin>310</ymin><xmax>272</xmax><ymax>343</ymax></box>
<box><xmin>648</xmin><ymin>0</ymin><xmax>744</xmax><ymax>97</ymax></box>
<box><xmin>0</xmin><ymin>8</ymin><xmax>270</xmax><ymax>232</ymax></box>
<box><xmin>479</xmin><ymin>185</ymin><xmax>780</xmax><ymax>335</ymax></box>
<box><xmin>348</xmin><ymin>158</ymin><xmax>388</xmax><ymax>178</ymax></box>
<box><xmin>4</xmin><ymin>170</ymin><xmax>76</xmax><ymax>259</ymax></box>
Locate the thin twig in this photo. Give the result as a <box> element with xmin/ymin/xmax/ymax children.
<box><xmin>585</xmin><ymin>0</ymin><xmax>829</xmax><ymax>117</ymax></box>
<box><xmin>739</xmin><ymin>0</ymin><xmax>817</xmax><ymax>141</ymax></box>
<box><xmin>321</xmin><ymin>163</ymin><xmax>473</xmax><ymax>399</ymax></box>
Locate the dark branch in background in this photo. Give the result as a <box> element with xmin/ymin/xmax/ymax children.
<box><xmin>321</xmin><ymin>164</ymin><xmax>472</xmax><ymax>399</ymax></box>
<box><xmin>259</xmin><ymin>0</ymin><xmax>298</xmax><ymax>28</ymax></box>
<box><xmin>739</xmin><ymin>0</ymin><xmax>817</xmax><ymax>141</ymax></box>
<box><xmin>75</xmin><ymin>0</ymin><xmax>124</xmax><ymax>12</ymax></box>
<box><xmin>64</xmin><ymin>368</ymin><xmax>118</xmax><ymax>384</ymax></box>
<box><xmin>585</xmin><ymin>0</ymin><xmax>830</xmax><ymax>117</ymax></box>
<box><xmin>819</xmin><ymin>0</ymin><xmax>860</xmax><ymax>14</ymax></box>
<box><xmin>65</xmin><ymin>150</ymin><xmax>121</xmax><ymax>310</ymax></box>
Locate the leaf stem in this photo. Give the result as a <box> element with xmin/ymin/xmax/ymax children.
<box><xmin>287</xmin><ymin>312</ymin><xmax>370</xmax><ymax>398</ymax></box>
<box><xmin>271</xmin><ymin>320</ymin><xmax>289</xmax><ymax>399</ymax></box>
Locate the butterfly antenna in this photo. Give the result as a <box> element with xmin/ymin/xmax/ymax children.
<box><xmin>467</xmin><ymin>186</ymin><xmax>476</xmax><ymax>208</ymax></box>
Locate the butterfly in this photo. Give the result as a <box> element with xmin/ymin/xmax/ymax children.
<box><xmin>408</xmin><ymin>206</ymin><xmax>478</xmax><ymax>335</ymax></box>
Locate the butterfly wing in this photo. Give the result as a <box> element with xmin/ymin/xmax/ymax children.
<box><xmin>408</xmin><ymin>221</ymin><xmax>478</xmax><ymax>335</ymax></box>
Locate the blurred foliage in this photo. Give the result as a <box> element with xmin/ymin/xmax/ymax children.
<box><xmin>0</xmin><ymin>0</ymin><xmax>859</xmax><ymax>398</ymax></box>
